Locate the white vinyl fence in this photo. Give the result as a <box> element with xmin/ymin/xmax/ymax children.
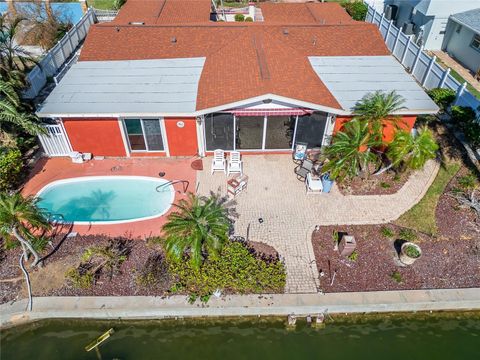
<box><xmin>23</xmin><ymin>9</ymin><xmax>96</xmax><ymax>99</ymax></box>
<box><xmin>365</xmin><ymin>6</ymin><xmax>480</xmax><ymax>114</ymax></box>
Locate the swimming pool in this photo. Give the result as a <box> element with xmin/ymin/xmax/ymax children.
<box><xmin>36</xmin><ymin>176</ymin><xmax>175</xmax><ymax>224</ymax></box>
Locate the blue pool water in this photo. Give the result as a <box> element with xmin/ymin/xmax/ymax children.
<box><xmin>0</xmin><ymin>2</ymin><xmax>84</xmax><ymax>24</ymax></box>
<box><xmin>37</xmin><ymin>176</ymin><xmax>174</xmax><ymax>224</ymax></box>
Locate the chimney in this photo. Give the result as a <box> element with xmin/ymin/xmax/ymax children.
<box><xmin>248</xmin><ymin>2</ymin><xmax>255</xmax><ymax>21</ymax></box>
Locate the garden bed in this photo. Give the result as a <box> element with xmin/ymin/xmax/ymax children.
<box><xmin>311</xmin><ymin>222</ymin><xmax>479</xmax><ymax>293</ymax></box>
<box><xmin>337</xmin><ymin>168</ymin><xmax>411</xmax><ymax>195</ymax></box>
<box><xmin>0</xmin><ymin>235</ymin><xmax>285</xmax><ymax>304</ymax></box>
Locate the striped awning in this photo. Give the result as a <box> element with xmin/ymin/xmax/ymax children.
<box><xmin>227</xmin><ymin>108</ymin><xmax>313</xmax><ymax>116</ymax></box>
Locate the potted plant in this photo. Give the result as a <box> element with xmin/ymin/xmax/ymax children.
<box><xmin>399</xmin><ymin>242</ymin><xmax>422</xmax><ymax>265</ymax></box>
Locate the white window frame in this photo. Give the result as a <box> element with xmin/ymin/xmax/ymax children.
<box><xmin>470</xmin><ymin>34</ymin><xmax>480</xmax><ymax>52</ymax></box>
<box><xmin>122</xmin><ymin>118</ymin><xmax>168</xmax><ymax>153</ymax></box>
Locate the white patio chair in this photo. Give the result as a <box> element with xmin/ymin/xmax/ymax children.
<box><xmin>211</xmin><ymin>149</ymin><xmax>226</xmax><ymax>174</ymax></box>
<box><xmin>227</xmin><ymin>151</ymin><xmax>243</xmax><ymax>176</ymax></box>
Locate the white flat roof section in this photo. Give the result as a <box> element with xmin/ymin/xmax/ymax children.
<box><xmin>37</xmin><ymin>58</ymin><xmax>206</xmax><ymax>117</ymax></box>
<box><xmin>308</xmin><ymin>56</ymin><xmax>439</xmax><ymax>114</ymax></box>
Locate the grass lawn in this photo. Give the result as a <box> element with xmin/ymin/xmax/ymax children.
<box><xmin>434</xmin><ymin>57</ymin><xmax>480</xmax><ymax>100</ymax></box>
<box><xmin>87</xmin><ymin>0</ymin><xmax>116</xmax><ymax>10</ymax></box>
<box><xmin>395</xmin><ymin>160</ymin><xmax>461</xmax><ymax>235</ymax></box>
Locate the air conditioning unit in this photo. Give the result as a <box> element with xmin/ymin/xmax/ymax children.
<box><xmin>403</xmin><ymin>22</ymin><xmax>415</xmax><ymax>35</ymax></box>
<box><xmin>384</xmin><ymin>5</ymin><xmax>398</xmax><ymax>20</ymax></box>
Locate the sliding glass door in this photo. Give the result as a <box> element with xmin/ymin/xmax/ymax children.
<box><xmin>124</xmin><ymin>119</ymin><xmax>165</xmax><ymax>152</ymax></box>
<box><xmin>203</xmin><ymin>112</ymin><xmax>327</xmax><ymax>152</ymax></box>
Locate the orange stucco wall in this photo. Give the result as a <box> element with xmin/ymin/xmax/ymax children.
<box><xmin>63</xmin><ymin>118</ymin><xmax>127</xmax><ymax>157</ymax></box>
<box><xmin>164</xmin><ymin>117</ymin><xmax>198</xmax><ymax>156</ymax></box>
<box><xmin>334</xmin><ymin>115</ymin><xmax>417</xmax><ymax>143</ymax></box>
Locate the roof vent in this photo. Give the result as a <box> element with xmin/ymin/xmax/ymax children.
<box><xmin>171</xmin><ymin>36</ymin><xmax>177</xmax><ymax>43</ymax></box>
<box><xmin>282</xmin><ymin>28</ymin><xmax>289</xmax><ymax>35</ymax></box>
<box><xmin>129</xmin><ymin>21</ymin><xmax>145</xmax><ymax>25</ymax></box>
<box><xmin>116</xmin><ymin>27</ymin><xmax>120</xmax><ymax>32</ymax></box>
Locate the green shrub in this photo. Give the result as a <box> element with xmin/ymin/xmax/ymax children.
<box><xmin>136</xmin><ymin>253</ymin><xmax>170</xmax><ymax>289</ymax></box>
<box><xmin>458</xmin><ymin>173</ymin><xmax>478</xmax><ymax>190</ymax></box>
<box><xmin>404</xmin><ymin>244</ymin><xmax>421</xmax><ymax>258</ymax></box>
<box><xmin>0</xmin><ymin>148</ymin><xmax>23</xmax><ymax>191</ymax></box>
<box><xmin>65</xmin><ymin>267</ymin><xmax>94</xmax><ymax>289</ymax></box>
<box><xmin>234</xmin><ymin>14</ymin><xmax>245</xmax><ymax>22</ymax></box>
<box><xmin>450</xmin><ymin>106</ymin><xmax>476</xmax><ymax>128</ymax></box>
<box><xmin>380</xmin><ymin>182</ymin><xmax>391</xmax><ymax>189</ymax></box>
<box><xmin>245</xmin><ymin>16</ymin><xmax>253</xmax><ymax>22</ymax></box>
<box><xmin>390</xmin><ymin>270</ymin><xmax>402</xmax><ymax>283</ymax></box>
<box><xmin>380</xmin><ymin>226</ymin><xmax>395</xmax><ymax>238</ymax></box>
<box><xmin>341</xmin><ymin>1</ymin><xmax>368</xmax><ymax>21</ymax></box>
<box><xmin>427</xmin><ymin>88</ymin><xmax>456</xmax><ymax>110</ymax></box>
<box><xmin>399</xmin><ymin>228</ymin><xmax>418</xmax><ymax>242</ymax></box>
<box><xmin>347</xmin><ymin>250</ymin><xmax>358</xmax><ymax>262</ymax></box>
<box><xmin>463</xmin><ymin>120</ymin><xmax>480</xmax><ymax>147</ymax></box>
<box><xmin>168</xmin><ymin>241</ymin><xmax>286</xmax><ymax>299</ymax></box>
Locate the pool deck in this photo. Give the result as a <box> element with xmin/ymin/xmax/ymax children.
<box><xmin>1</xmin><ymin>288</ymin><xmax>479</xmax><ymax>327</ymax></box>
<box><xmin>22</xmin><ymin>157</ymin><xmax>197</xmax><ymax>238</ymax></box>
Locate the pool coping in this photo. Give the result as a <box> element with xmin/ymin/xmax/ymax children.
<box><xmin>36</xmin><ymin>175</ymin><xmax>175</xmax><ymax>225</ymax></box>
<box><xmin>1</xmin><ymin>288</ymin><xmax>480</xmax><ymax>328</ymax></box>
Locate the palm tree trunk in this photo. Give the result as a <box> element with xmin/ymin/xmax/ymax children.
<box><xmin>12</xmin><ymin>227</ymin><xmax>41</xmax><ymax>268</ymax></box>
<box><xmin>19</xmin><ymin>253</ymin><xmax>33</xmax><ymax>311</ymax></box>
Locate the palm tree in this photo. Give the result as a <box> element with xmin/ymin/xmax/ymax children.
<box><xmin>0</xmin><ymin>192</ymin><xmax>51</xmax><ymax>267</ymax></box>
<box><xmin>163</xmin><ymin>193</ymin><xmax>232</xmax><ymax>269</ymax></box>
<box><xmin>0</xmin><ymin>79</ymin><xmax>46</xmax><ymax>142</ymax></box>
<box><xmin>0</xmin><ymin>15</ymin><xmax>37</xmax><ymax>85</ymax></box>
<box><xmin>353</xmin><ymin>90</ymin><xmax>407</xmax><ymax>142</ymax></box>
<box><xmin>387</xmin><ymin>127</ymin><xmax>438</xmax><ymax>171</ymax></box>
<box><xmin>322</xmin><ymin>119</ymin><xmax>382</xmax><ymax>181</ymax></box>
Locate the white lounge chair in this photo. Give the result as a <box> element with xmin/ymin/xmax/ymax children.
<box><xmin>227</xmin><ymin>151</ymin><xmax>243</xmax><ymax>176</ymax></box>
<box><xmin>211</xmin><ymin>149</ymin><xmax>226</xmax><ymax>174</ymax></box>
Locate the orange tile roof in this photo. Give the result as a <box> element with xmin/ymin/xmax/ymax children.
<box><xmin>79</xmin><ymin>1</ymin><xmax>389</xmax><ymax>112</ymax></box>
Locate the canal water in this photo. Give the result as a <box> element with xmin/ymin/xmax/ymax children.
<box><xmin>1</xmin><ymin>313</ymin><xmax>479</xmax><ymax>359</ymax></box>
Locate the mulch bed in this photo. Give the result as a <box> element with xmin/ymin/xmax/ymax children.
<box><xmin>312</xmin><ymin>161</ymin><xmax>480</xmax><ymax>293</ymax></box>
<box><xmin>312</xmin><ymin>223</ymin><xmax>479</xmax><ymax>293</ymax></box>
<box><xmin>0</xmin><ymin>234</ymin><xmax>172</xmax><ymax>304</ymax></box>
<box><xmin>337</xmin><ymin>168</ymin><xmax>411</xmax><ymax>195</ymax></box>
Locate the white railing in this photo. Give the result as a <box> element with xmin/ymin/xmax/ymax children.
<box><xmin>23</xmin><ymin>8</ymin><xmax>96</xmax><ymax>99</ymax></box>
<box><xmin>365</xmin><ymin>6</ymin><xmax>480</xmax><ymax>115</ymax></box>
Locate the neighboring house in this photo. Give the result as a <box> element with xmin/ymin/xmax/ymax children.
<box><xmin>36</xmin><ymin>0</ymin><xmax>438</xmax><ymax>158</ymax></box>
<box><xmin>378</xmin><ymin>0</ymin><xmax>480</xmax><ymax>50</ymax></box>
<box><xmin>442</xmin><ymin>8</ymin><xmax>480</xmax><ymax>77</ymax></box>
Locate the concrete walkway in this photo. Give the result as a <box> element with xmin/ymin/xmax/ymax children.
<box><xmin>197</xmin><ymin>156</ymin><xmax>439</xmax><ymax>294</ymax></box>
<box><xmin>2</xmin><ymin>288</ymin><xmax>479</xmax><ymax>328</ymax></box>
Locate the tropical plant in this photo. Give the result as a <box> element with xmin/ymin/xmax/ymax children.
<box><xmin>0</xmin><ymin>147</ymin><xmax>23</xmax><ymax>191</ymax></box>
<box><xmin>387</xmin><ymin>127</ymin><xmax>438</xmax><ymax>171</ymax></box>
<box><xmin>0</xmin><ymin>15</ymin><xmax>37</xmax><ymax>85</ymax></box>
<box><xmin>0</xmin><ymin>192</ymin><xmax>51</xmax><ymax>267</ymax></box>
<box><xmin>234</xmin><ymin>14</ymin><xmax>245</xmax><ymax>22</ymax></box>
<box><xmin>427</xmin><ymin>88</ymin><xmax>456</xmax><ymax>110</ymax></box>
<box><xmin>341</xmin><ymin>0</ymin><xmax>368</xmax><ymax>21</ymax></box>
<box><xmin>353</xmin><ymin>90</ymin><xmax>406</xmax><ymax>142</ymax></box>
<box><xmin>323</xmin><ymin>119</ymin><xmax>382</xmax><ymax>180</ymax></box>
<box><xmin>0</xmin><ymin>79</ymin><xmax>46</xmax><ymax>143</ymax></box>
<box><xmin>163</xmin><ymin>193</ymin><xmax>233</xmax><ymax>269</ymax></box>
<box><xmin>169</xmin><ymin>240</ymin><xmax>286</xmax><ymax>299</ymax></box>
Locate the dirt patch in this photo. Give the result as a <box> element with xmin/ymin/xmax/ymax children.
<box><xmin>312</xmin><ymin>224</ymin><xmax>480</xmax><ymax>293</ymax></box>
<box><xmin>247</xmin><ymin>240</ymin><xmax>279</xmax><ymax>259</ymax></box>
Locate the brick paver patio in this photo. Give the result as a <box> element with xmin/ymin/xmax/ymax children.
<box><xmin>197</xmin><ymin>155</ymin><xmax>439</xmax><ymax>294</ymax></box>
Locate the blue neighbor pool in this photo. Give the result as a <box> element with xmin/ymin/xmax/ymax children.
<box><xmin>36</xmin><ymin>176</ymin><xmax>174</xmax><ymax>224</ymax></box>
